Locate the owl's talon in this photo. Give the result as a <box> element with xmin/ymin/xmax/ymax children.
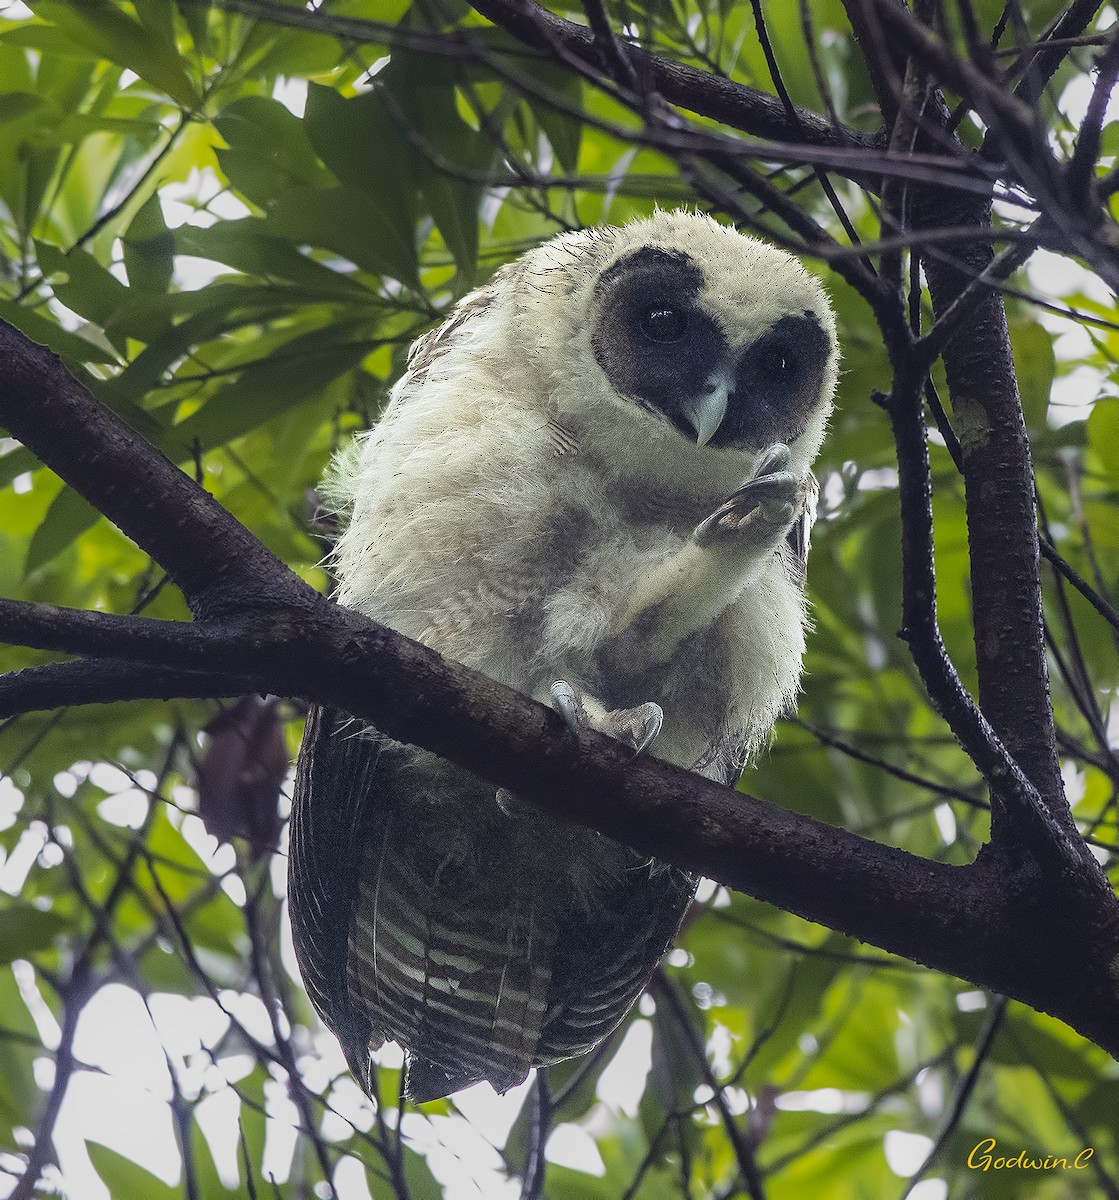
<box><xmin>723</xmin><ymin>470</ymin><xmax>798</xmax><ymax>510</ymax></box>
<box><xmin>754</xmin><ymin>442</ymin><xmax>791</xmax><ymax>478</ymax></box>
<box><xmin>630</xmin><ymin>705</ymin><xmax>663</xmax><ymax>758</ymax></box>
<box><xmin>550</xmin><ymin>680</ymin><xmax>588</xmax><ymax>737</ymax></box>
<box><xmin>551</xmin><ymin>682</ymin><xmax>662</xmax><ymax>757</ymax></box>
<box><xmin>694</xmin><ymin>445</ymin><xmax>800</xmax><ymax>546</ymax></box>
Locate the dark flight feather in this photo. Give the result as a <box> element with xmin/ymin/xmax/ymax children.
<box><xmin>290</xmin><ymin>707</ymin><xmax>697</xmax><ymax>1102</ymax></box>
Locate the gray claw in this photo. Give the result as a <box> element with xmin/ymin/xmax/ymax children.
<box><xmin>550</xmin><ymin>680</ymin><xmax>587</xmax><ymax>736</ymax></box>
<box><xmin>631</xmin><ymin>704</ymin><xmax>663</xmax><ymax>758</ymax></box>
<box><xmin>754</xmin><ymin>442</ymin><xmax>791</xmax><ymax>478</ymax></box>
<box><xmin>694</xmin><ymin>465</ymin><xmax>800</xmax><ymax>546</ymax></box>
<box><xmin>496</xmin><ymin>788</ymin><xmax>519</xmax><ymax>817</ymax></box>
<box><xmin>726</xmin><ymin>470</ymin><xmax>799</xmax><ymax>508</ymax></box>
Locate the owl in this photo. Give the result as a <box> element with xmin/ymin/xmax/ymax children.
<box><xmin>289</xmin><ymin>211</ymin><xmax>838</xmax><ymax>1103</ymax></box>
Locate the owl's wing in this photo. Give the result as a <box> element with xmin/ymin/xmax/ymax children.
<box><xmin>290</xmin><ymin>708</ymin><xmax>558</xmax><ymax>1102</ymax></box>
<box><xmin>785</xmin><ymin>469</ymin><xmax>821</xmax><ymax>582</ymax></box>
<box><xmin>288</xmin><ymin>706</ymin><xmax>384</xmax><ymax>1090</ymax></box>
<box><xmin>536</xmin><ymin>860</ymin><xmax>697</xmax><ymax>1064</ymax></box>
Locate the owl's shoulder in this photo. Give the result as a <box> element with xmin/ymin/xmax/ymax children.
<box><xmin>404</xmin><ymin>261</ymin><xmax>524</xmax><ymax>386</ymax></box>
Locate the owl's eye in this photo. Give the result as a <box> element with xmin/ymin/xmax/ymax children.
<box><xmin>756</xmin><ymin>344</ymin><xmax>792</xmax><ymax>377</ymax></box>
<box><xmin>640</xmin><ymin>306</ymin><xmax>688</xmax><ymax>343</ymax></box>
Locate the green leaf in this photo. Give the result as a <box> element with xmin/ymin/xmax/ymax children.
<box><xmin>164</xmin><ymin>330</ymin><xmax>370</xmax><ymax>457</ymax></box>
<box><xmin>1011</xmin><ymin>319</ymin><xmax>1056</xmax><ymax>429</ymax></box>
<box><xmin>268</xmin><ymin>185</ymin><xmax>419</xmax><ymax>284</ymax></box>
<box><xmin>740</xmin><ymin>936</ymin><xmax>849</xmax><ymax>1082</ymax></box>
<box><xmin>0</xmin><ymin>445</ymin><xmax>40</xmax><ymax>493</ymax></box>
<box><xmin>0</xmin><ymin>300</ymin><xmax>119</xmax><ymax>365</ymax></box>
<box><xmin>97</xmin><ymin>289</ymin><xmax>297</xmax><ymax>406</ymax></box>
<box><xmin>123</xmin><ymin>191</ymin><xmax>173</xmax><ymax>294</ymax></box>
<box><xmin>177</xmin><ymin>0</ymin><xmax>213</xmax><ymax>55</ymax></box>
<box><xmin>248</xmin><ymin>25</ymin><xmax>353</xmax><ymax>80</ymax></box>
<box><xmin>87</xmin><ymin>1142</ymin><xmax>179</xmax><ymax>1200</ymax></box>
<box><xmin>538</xmin><ymin>1164</ymin><xmax>617</xmax><ymax>1200</ymax></box>
<box><xmin>25</xmin><ymin>485</ymin><xmax>101</xmax><ymax>576</ymax></box>
<box><xmin>301</xmin><ymin>82</ymin><xmax>414</xmax><ymax>203</ymax></box>
<box><xmin>214</xmin><ymin>95</ymin><xmax>329</xmax><ymax>207</ymax></box>
<box><xmin>1100</xmin><ymin>120</ymin><xmax>1119</xmax><ymax>159</ymax></box>
<box><xmin>31</xmin><ymin>0</ymin><xmax>200</xmax><ymax>109</ymax></box>
<box><xmin>532</xmin><ymin>70</ymin><xmax>584</xmax><ymax>173</ymax></box>
<box><xmin>0</xmin><ymin>41</ymin><xmax>35</xmax><ymax>94</ymax></box>
<box><xmin>0</xmin><ymin>92</ymin><xmax>43</xmax><ymax>124</ymax></box>
<box><xmin>390</xmin><ymin>70</ymin><xmax>490</xmax><ymax>275</ymax></box>
<box><xmin>174</xmin><ymin>219</ymin><xmax>366</xmax><ymax>294</ymax></box>
<box><xmin>402</xmin><ymin>1146</ymin><xmax>444</xmax><ymax>1200</ymax></box>
<box><xmin>301</xmin><ymin>84</ymin><xmax>419</xmax><ymax>281</ymax></box>
<box><xmin>0</xmin><ymin>84</ymin><xmax>63</xmax><ymax>236</ymax></box>
<box><xmin>0</xmin><ymin>24</ymin><xmax>103</xmax><ymax>61</ymax></box>
<box><xmin>131</xmin><ymin>0</ymin><xmax>177</xmax><ymax>48</ymax></box>
<box><xmin>34</xmin><ymin>240</ymin><xmax>131</xmax><ymax>336</ymax></box>
<box><xmin>0</xmin><ymin>969</ymin><xmax>40</xmax><ymax>1137</ymax></box>
<box><xmin>1087</xmin><ymin>396</ymin><xmax>1119</xmax><ymax>480</ymax></box>
<box><xmin>0</xmin><ymin>904</ymin><xmax>69</xmax><ymax>964</ymax></box>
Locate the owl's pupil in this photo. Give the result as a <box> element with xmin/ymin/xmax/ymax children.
<box><xmin>641</xmin><ymin>306</ymin><xmax>687</xmax><ymax>342</ymax></box>
<box><xmin>759</xmin><ymin>346</ymin><xmax>789</xmax><ymax>375</ymax></box>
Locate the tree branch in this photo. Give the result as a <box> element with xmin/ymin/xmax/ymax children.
<box><xmin>469</xmin><ymin>0</ymin><xmax>875</xmax><ymax>150</ymax></box>
<box><xmin>0</xmin><ymin>326</ymin><xmax>316</xmax><ymax>621</ymax></box>
<box><xmin>2</xmin><ymin>315</ymin><xmax>1119</xmax><ymax>1058</ymax></box>
<box><xmin>0</xmin><ymin>659</ymin><xmax>254</xmax><ymax>713</ymax></box>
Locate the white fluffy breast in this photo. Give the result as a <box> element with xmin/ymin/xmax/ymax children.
<box><xmin>326</xmin><ymin>211</ymin><xmax>836</xmax><ymax>775</ymax></box>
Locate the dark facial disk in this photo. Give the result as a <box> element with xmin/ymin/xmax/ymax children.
<box><xmin>591</xmin><ymin>247</ymin><xmax>729</xmax><ymax>440</ymax></box>
<box><xmin>591</xmin><ymin>246</ymin><xmax>831</xmax><ymax>449</ymax></box>
<box><xmin>712</xmin><ymin>312</ymin><xmax>831</xmax><ymax>449</ymax></box>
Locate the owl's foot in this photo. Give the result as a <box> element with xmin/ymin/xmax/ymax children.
<box><xmin>496</xmin><ymin>686</ymin><xmax>661</xmax><ymax>817</ymax></box>
<box><xmin>550</xmin><ymin>680</ymin><xmax>662</xmax><ymax>757</ymax></box>
<box><xmin>694</xmin><ymin>442</ymin><xmax>798</xmax><ymax>546</ymax></box>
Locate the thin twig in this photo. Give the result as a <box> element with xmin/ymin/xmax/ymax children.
<box><xmin>898</xmin><ymin>996</ymin><xmax>1008</xmax><ymax>1199</ymax></box>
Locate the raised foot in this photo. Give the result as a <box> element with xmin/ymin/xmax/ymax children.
<box><xmin>550</xmin><ymin>680</ymin><xmax>663</xmax><ymax>758</ymax></box>
<box><xmin>694</xmin><ymin>442</ymin><xmax>799</xmax><ymax>546</ymax></box>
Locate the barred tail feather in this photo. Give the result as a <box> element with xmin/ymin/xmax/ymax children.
<box><xmin>350</xmin><ymin>830</ymin><xmax>556</xmax><ymax>1103</ymax></box>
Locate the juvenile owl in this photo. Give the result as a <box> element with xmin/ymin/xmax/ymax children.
<box><xmin>289</xmin><ymin>211</ymin><xmax>838</xmax><ymax>1103</ymax></box>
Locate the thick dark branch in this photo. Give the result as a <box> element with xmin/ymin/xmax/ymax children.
<box><xmin>913</xmin><ymin>191</ymin><xmax>1068</xmax><ymax>825</ymax></box>
<box><xmin>0</xmin><ymin>598</ymin><xmax>225</xmax><ymax>659</ymax></box>
<box><xmin>0</xmin><ymin>660</ymin><xmax>254</xmax><ymax>712</ymax></box>
<box><xmin>882</xmin><ymin>369</ymin><xmax>1079</xmax><ymax>860</ymax></box>
<box><xmin>0</xmin><ymin>566</ymin><xmax>991</xmax><ymax>996</ymax></box>
<box><xmin>1</xmin><ymin>492</ymin><xmax>1118</xmax><ymax>1056</ymax></box>
<box><xmin>0</xmin><ymin>323</ymin><xmax>317</xmax><ymax>621</ymax></box>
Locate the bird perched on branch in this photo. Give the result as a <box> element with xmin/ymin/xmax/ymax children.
<box><xmin>289</xmin><ymin>211</ymin><xmax>838</xmax><ymax>1103</ymax></box>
